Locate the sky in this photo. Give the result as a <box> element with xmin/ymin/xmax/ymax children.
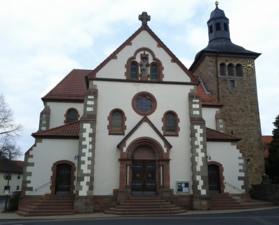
<box><xmin>0</xmin><ymin>0</ymin><xmax>279</xmax><ymax>160</ymax></box>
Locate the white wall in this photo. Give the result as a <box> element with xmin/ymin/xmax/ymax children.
<box><xmin>207</xmin><ymin>142</ymin><xmax>245</xmax><ymax>194</ymax></box>
<box><xmin>96</xmin><ymin>30</ymin><xmax>191</xmax><ymax>82</ymax></box>
<box><xmin>0</xmin><ymin>172</ymin><xmax>22</xmax><ymax>196</ymax></box>
<box><xmin>202</xmin><ymin>108</ymin><xmax>218</xmax><ymax>130</ymax></box>
<box><xmin>93</xmin><ymin>80</ymin><xmax>194</xmax><ymax>195</ymax></box>
<box><xmin>26</xmin><ymin>139</ymin><xmax>78</xmax><ymax>195</ymax></box>
<box><xmin>47</xmin><ymin>102</ymin><xmax>83</xmax><ymax>129</ymax></box>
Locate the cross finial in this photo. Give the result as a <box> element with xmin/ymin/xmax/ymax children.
<box><xmin>139</xmin><ymin>12</ymin><xmax>151</xmax><ymax>26</ymax></box>
<box><xmin>215</xmin><ymin>1</ymin><xmax>219</xmax><ymax>7</ymax></box>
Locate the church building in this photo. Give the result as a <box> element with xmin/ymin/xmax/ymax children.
<box><xmin>18</xmin><ymin>3</ymin><xmax>264</xmax><ymax>215</ymax></box>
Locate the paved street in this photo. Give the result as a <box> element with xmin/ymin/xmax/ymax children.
<box><xmin>0</xmin><ymin>209</ymin><xmax>279</xmax><ymax>225</ymax></box>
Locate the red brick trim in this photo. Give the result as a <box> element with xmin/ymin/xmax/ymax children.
<box><xmin>107</xmin><ymin>108</ymin><xmax>127</xmax><ymax>135</ymax></box>
<box><xmin>131</xmin><ymin>92</ymin><xmax>157</xmax><ymax>116</ymax></box>
<box><xmin>125</xmin><ymin>57</ymin><xmax>140</xmax><ymax>80</ymax></box>
<box><xmin>208</xmin><ymin>161</ymin><xmax>225</xmax><ymax>194</ymax></box>
<box><xmin>162</xmin><ymin>111</ymin><xmax>180</xmax><ymax>136</ymax></box>
<box><xmin>64</xmin><ymin>108</ymin><xmax>80</xmax><ymax>124</ymax></box>
<box><xmin>50</xmin><ymin>160</ymin><xmax>76</xmax><ymax>195</ymax></box>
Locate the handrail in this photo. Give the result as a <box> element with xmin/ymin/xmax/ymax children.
<box><xmin>26</xmin><ymin>181</ymin><xmax>52</xmax><ymax>195</ymax></box>
<box><xmin>224</xmin><ymin>181</ymin><xmax>244</xmax><ymax>194</ymax></box>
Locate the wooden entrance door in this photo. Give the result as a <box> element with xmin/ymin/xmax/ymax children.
<box><xmin>131</xmin><ymin>160</ymin><xmax>157</xmax><ymax>195</ymax></box>
<box><xmin>208</xmin><ymin>164</ymin><xmax>220</xmax><ymax>194</ymax></box>
<box><xmin>55</xmin><ymin>164</ymin><xmax>71</xmax><ymax>195</ymax></box>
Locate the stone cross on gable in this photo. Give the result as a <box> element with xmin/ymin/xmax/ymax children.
<box><xmin>139</xmin><ymin>12</ymin><xmax>151</xmax><ymax>26</ymax></box>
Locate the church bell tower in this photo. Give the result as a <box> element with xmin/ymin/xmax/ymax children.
<box><xmin>189</xmin><ymin>2</ymin><xmax>265</xmax><ymax>186</ymax></box>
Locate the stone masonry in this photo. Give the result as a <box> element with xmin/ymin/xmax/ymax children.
<box><xmin>74</xmin><ymin>82</ymin><xmax>98</xmax><ymax>213</ymax></box>
<box><xmin>192</xmin><ymin>54</ymin><xmax>264</xmax><ymax>186</ymax></box>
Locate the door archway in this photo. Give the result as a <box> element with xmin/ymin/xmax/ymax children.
<box><xmin>207</xmin><ymin>161</ymin><xmax>225</xmax><ymax>194</ymax></box>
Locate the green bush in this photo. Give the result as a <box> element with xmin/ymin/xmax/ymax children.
<box><xmin>8</xmin><ymin>192</ymin><xmax>21</xmax><ymax>211</ymax></box>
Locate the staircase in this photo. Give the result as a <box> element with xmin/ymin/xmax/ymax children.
<box><xmin>105</xmin><ymin>195</ymin><xmax>186</xmax><ymax>215</ymax></box>
<box><xmin>210</xmin><ymin>193</ymin><xmax>276</xmax><ymax>210</ymax></box>
<box><xmin>16</xmin><ymin>195</ymin><xmax>75</xmax><ymax>216</ymax></box>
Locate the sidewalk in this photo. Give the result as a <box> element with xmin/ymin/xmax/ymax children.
<box><xmin>1</xmin><ymin>206</ymin><xmax>279</xmax><ymax>220</ymax></box>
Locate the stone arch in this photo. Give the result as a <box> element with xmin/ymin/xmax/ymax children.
<box><xmin>208</xmin><ymin>161</ymin><xmax>225</xmax><ymax>193</ymax></box>
<box><xmin>126</xmin><ymin>137</ymin><xmax>165</xmax><ymax>160</ymax></box>
<box><xmin>50</xmin><ymin>160</ymin><xmax>76</xmax><ymax>195</ymax></box>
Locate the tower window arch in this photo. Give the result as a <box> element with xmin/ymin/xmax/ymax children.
<box><xmin>107</xmin><ymin>109</ymin><xmax>126</xmax><ymax>135</ymax></box>
<box><xmin>162</xmin><ymin>111</ymin><xmax>180</xmax><ymax>136</ymax></box>
<box><xmin>220</xmin><ymin>63</ymin><xmax>226</xmax><ymax>76</ymax></box>
<box><xmin>236</xmin><ymin>64</ymin><xmax>243</xmax><ymax>77</ymax></box>
<box><xmin>64</xmin><ymin>108</ymin><xmax>79</xmax><ymax>124</ymax></box>
<box><xmin>228</xmin><ymin>64</ymin><xmax>234</xmax><ymax>76</ymax></box>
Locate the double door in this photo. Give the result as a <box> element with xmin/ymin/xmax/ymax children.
<box><xmin>131</xmin><ymin>160</ymin><xmax>157</xmax><ymax>195</ymax></box>
<box><xmin>55</xmin><ymin>164</ymin><xmax>71</xmax><ymax>195</ymax></box>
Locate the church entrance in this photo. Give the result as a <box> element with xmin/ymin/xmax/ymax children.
<box><xmin>131</xmin><ymin>145</ymin><xmax>157</xmax><ymax>195</ymax></box>
<box><xmin>55</xmin><ymin>164</ymin><xmax>72</xmax><ymax>195</ymax></box>
<box><xmin>131</xmin><ymin>160</ymin><xmax>157</xmax><ymax>195</ymax></box>
<box><xmin>208</xmin><ymin>164</ymin><xmax>220</xmax><ymax>194</ymax></box>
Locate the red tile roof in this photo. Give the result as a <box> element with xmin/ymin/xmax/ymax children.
<box><xmin>0</xmin><ymin>159</ymin><xmax>23</xmax><ymax>173</ymax></box>
<box><xmin>206</xmin><ymin>127</ymin><xmax>241</xmax><ymax>142</ymax></box>
<box><xmin>32</xmin><ymin>121</ymin><xmax>80</xmax><ymax>138</ymax></box>
<box><xmin>42</xmin><ymin>69</ymin><xmax>92</xmax><ymax>102</ymax></box>
<box><xmin>197</xmin><ymin>84</ymin><xmax>222</xmax><ymax>107</ymax></box>
<box><xmin>13</xmin><ymin>161</ymin><xmax>24</xmax><ymax>169</ymax></box>
<box><xmin>262</xmin><ymin>135</ymin><xmax>272</xmax><ymax>158</ymax></box>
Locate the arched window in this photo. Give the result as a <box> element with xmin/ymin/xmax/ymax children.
<box><xmin>64</xmin><ymin>108</ymin><xmax>79</xmax><ymax>124</ymax></box>
<box><xmin>228</xmin><ymin>64</ymin><xmax>234</xmax><ymax>76</ymax></box>
<box><xmin>151</xmin><ymin>64</ymin><xmax>158</xmax><ymax>80</ymax></box>
<box><xmin>108</xmin><ymin>109</ymin><xmax>126</xmax><ymax>135</ymax></box>
<box><xmin>130</xmin><ymin>62</ymin><xmax>137</xmax><ymax>79</ymax></box>
<box><xmin>162</xmin><ymin>111</ymin><xmax>180</xmax><ymax>136</ymax></box>
<box><xmin>220</xmin><ymin>63</ymin><xmax>226</xmax><ymax>76</ymax></box>
<box><xmin>236</xmin><ymin>64</ymin><xmax>243</xmax><ymax>77</ymax></box>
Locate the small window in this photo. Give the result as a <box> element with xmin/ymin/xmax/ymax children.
<box><xmin>67</xmin><ymin>110</ymin><xmax>77</xmax><ymax>123</ymax></box>
<box><xmin>16</xmin><ymin>186</ymin><xmax>19</xmax><ymax>190</ymax></box>
<box><xmin>209</xmin><ymin>25</ymin><xmax>213</xmax><ymax>34</ymax></box>
<box><xmin>130</xmin><ymin>63</ymin><xmax>137</xmax><ymax>79</ymax></box>
<box><xmin>230</xmin><ymin>80</ymin><xmax>235</xmax><ymax>88</ymax></box>
<box><xmin>215</xmin><ymin>23</ymin><xmax>221</xmax><ymax>31</ymax></box>
<box><xmin>111</xmin><ymin>112</ymin><xmax>122</xmax><ymax>132</ymax></box>
<box><xmin>18</xmin><ymin>175</ymin><xmax>20</xmax><ymax>179</ymax></box>
<box><xmin>108</xmin><ymin>109</ymin><xmax>126</xmax><ymax>135</ymax></box>
<box><xmin>151</xmin><ymin>64</ymin><xmax>158</xmax><ymax>80</ymax></box>
<box><xmin>236</xmin><ymin>64</ymin><xmax>243</xmax><ymax>77</ymax></box>
<box><xmin>228</xmin><ymin>64</ymin><xmax>234</xmax><ymax>76</ymax></box>
<box><xmin>224</xmin><ymin>23</ymin><xmax>228</xmax><ymax>31</ymax></box>
<box><xmin>163</xmin><ymin>111</ymin><xmax>180</xmax><ymax>136</ymax></box>
<box><xmin>220</xmin><ymin>63</ymin><xmax>226</xmax><ymax>76</ymax></box>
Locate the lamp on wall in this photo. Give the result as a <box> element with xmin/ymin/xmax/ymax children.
<box><xmin>74</xmin><ymin>154</ymin><xmax>79</xmax><ymax>160</ymax></box>
<box><xmin>207</xmin><ymin>155</ymin><xmax>212</xmax><ymax>160</ymax></box>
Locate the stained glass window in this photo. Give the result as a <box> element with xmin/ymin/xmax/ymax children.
<box><xmin>151</xmin><ymin>64</ymin><xmax>158</xmax><ymax>80</ymax></box>
<box><xmin>166</xmin><ymin>113</ymin><xmax>175</xmax><ymax>132</ymax></box>
<box><xmin>131</xmin><ymin>63</ymin><xmax>137</xmax><ymax>79</ymax></box>
<box><xmin>112</xmin><ymin>112</ymin><xmax>122</xmax><ymax>131</ymax></box>
<box><xmin>136</xmin><ymin>97</ymin><xmax>152</xmax><ymax>113</ymax></box>
<box><xmin>67</xmin><ymin>110</ymin><xmax>77</xmax><ymax>123</ymax></box>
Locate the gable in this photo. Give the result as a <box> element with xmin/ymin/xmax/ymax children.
<box><xmin>87</xmin><ymin>26</ymin><xmax>198</xmax><ymax>83</ymax></box>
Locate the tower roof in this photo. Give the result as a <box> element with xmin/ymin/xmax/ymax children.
<box><xmin>208</xmin><ymin>3</ymin><xmax>228</xmax><ymax>22</ymax></box>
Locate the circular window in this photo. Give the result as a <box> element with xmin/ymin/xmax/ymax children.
<box><xmin>132</xmin><ymin>92</ymin><xmax>157</xmax><ymax>116</ymax></box>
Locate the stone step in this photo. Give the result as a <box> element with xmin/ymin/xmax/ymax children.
<box><xmin>115</xmin><ymin>204</ymin><xmax>177</xmax><ymax>209</ymax></box>
<box><xmin>105</xmin><ymin>209</ymin><xmax>186</xmax><ymax>215</ymax></box>
<box><xmin>16</xmin><ymin>211</ymin><xmax>74</xmax><ymax>217</ymax></box>
<box><xmin>125</xmin><ymin>199</ymin><xmax>166</xmax><ymax>203</ymax></box>
<box><xmin>109</xmin><ymin>207</ymin><xmax>182</xmax><ymax>212</ymax></box>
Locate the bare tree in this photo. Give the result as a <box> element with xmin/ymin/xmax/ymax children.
<box><xmin>0</xmin><ymin>94</ymin><xmax>23</xmax><ymax>159</ymax></box>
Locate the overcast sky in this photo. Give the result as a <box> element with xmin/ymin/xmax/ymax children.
<box><xmin>1</xmin><ymin>0</ymin><xmax>279</xmax><ymax>160</ymax></box>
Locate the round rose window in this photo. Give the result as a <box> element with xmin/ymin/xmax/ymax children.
<box><xmin>132</xmin><ymin>92</ymin><xmax>157</xmax><ymax>116</ymax></box>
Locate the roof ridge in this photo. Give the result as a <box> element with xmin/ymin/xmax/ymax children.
<box><xmin>87</xmin><ymin>25</ymin><xmax>199</xmax><ymax>83</ymax></box>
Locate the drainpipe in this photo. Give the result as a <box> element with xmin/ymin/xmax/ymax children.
<box><xmin>216</xmin><ymin>51</ymin><xmax>220</xmax><ymax>101</ymax></box>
